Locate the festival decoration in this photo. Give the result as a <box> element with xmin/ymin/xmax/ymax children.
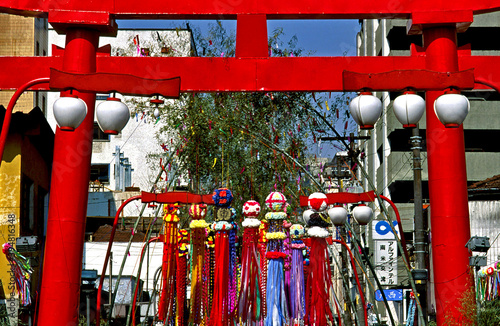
<box><xmin>158</xmin><ymin>203</ymin><xmax>181</xmax><ymax>323</ymax></box>
<box><xmin>304</xmin><ymin>193</ymin><xmax>336</xmax><ymax>325</ymax></box>
<box><xmin>2</xmin><ymin>243</ymin><xmax>33</xmax><ymax>306</ymax></box>
<box><xmin>210</xmin><ymin>188</ymin><xmax>236</xmax><ymax>326</ymax></box>
<box><xmin>289</xmin><ymin>224</ymin><xmax>306</xmax><ymax>324</ymax></box>
<box><xmin>176</xmin><ymin>229</ymin><xmax>190</xmax><ymax>326</ymax></box>
<box><xmin>237</xmin><ymin>200</ymin><xmax>263</xmax><ymax>325</ymax></box>
<box><xmin>477</xmin><ymin>261</ymin><xmax>500</xmax><ymax>302</ymax></box>
<box><xmin>264</xmin><ymin>192</ymin><xmax>289</xmax><ymax>326</ymax></box>
<box><xmin>328</xmin><ymin>205</ymin><xmax>348</xmax><ymax>226</ymax></box>
<box><xmin>189</xmin><ymin>204</ymin><xmax>208</xmax><ymax>325</ymax></box>
<box><xmin>352</xmin><ymin>204</ymin><xmax>373</xmax><ymax>225</ymax></box>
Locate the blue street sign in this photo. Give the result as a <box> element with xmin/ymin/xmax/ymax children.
<box><xmin>375</xmin><ymin>289</ymin><xmax>403</xmax><ymax>301</ymax></box>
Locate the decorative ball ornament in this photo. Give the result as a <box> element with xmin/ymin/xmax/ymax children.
<box><xmin>308</xmin><ymin>192</ymin><xmax>328</xmax><ymax>212</ymax></box>
<box><xmin>212</xmin><ymin>188</ymin><xmax>233</xmax><ymax>207</ymax></box>
<box><xmin>265</xmin><ymin>191</ymin><xmax>287</xmax><ymax>212</ymax></box>
<box><xmin>242</xmin><ymin>200</ymin><xmax>261</xmax><ymax>218</ymax></box>
<box><xmin>349</xmin><ymin>93</ymin><xmax>383</xmax><ymax>129</ymax></box>
<box><xmin>434</xmin><ymin>93</ymin><xmax>470</xmax><ymax>128</ymax></box>
<box><xmin>352</xmin><ymin>204</ymin><xmax>373</xmax><ymax>225</ymax></box>
<box><xmin>153</xmin><ymin>108</ymin><xmax>160</xmax><ymax>118</ymax></box>
<box><xmin>96</xmin><ymin>97</ymin><xmax>130</xmax><ymax>135</ymax></box>
<box><xmin>290</xmin><ymin>224</ymin><xmax>305</xmax><ymax>239</ymax></box>
<box><xmin>328</xmin><ymin>206</ymin><xmax>348</xmax><ymax>226</ymax></box>
<box><xmin>393</xmin><ymin>92</ymin><xmax>426</xmax><ymax>128</ymax></box>
<box><xmin>53</xmin><ymin>95</ymin><xmax>87</xmax><ymax>131</ymax></box>
<box><xmin>189</xmin><ymin>204</ymin><xmax>207</xmax><ymax>220</ymax></box>
<box><xmin>302</xmin><ymin>209</ymin><xmax>314</xmax><ymax>225</ymax></box>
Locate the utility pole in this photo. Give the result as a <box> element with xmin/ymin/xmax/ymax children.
<box><xmin>410</xmin><ymin>127</ymin><xmax>428</xmax><ymax>325</ymax></box>
<box><xmin>322</xmin><ymin>133</ymin><xmax>370</xmax><ymax>326</ymax></box>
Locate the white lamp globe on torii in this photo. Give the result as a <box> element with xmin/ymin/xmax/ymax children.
<box><xmin>393</xmin><ymin>91</ymin><xmax>426</xmax><ymax>128</ymax></box>
<box><xmin>96</xmin><ymin>96</ymin><xmax>130</xmax><ymax>135</ymax></box>
<box><xmin>352</xmin><ymin>204</ymin><xmax>373</xmax><ymax>225</ymax></box>
<box><xmin>328</xmin><ymin>205</ymin><xmax>348</xmax><ymax>227</ymax></box>
<box><xmin>434</xmin><ymin>90</ymin><xmax>470</xmax><ymax>128</ymax></box>
<box><xmin>349</xmin><ymin>92</ymin><xmax>383</xmax><ymax>130</ymax></box>
<box><xmin>53</xmin><ymin>95</ymin><xmax>87</xmax><ymax>131</ymax></box>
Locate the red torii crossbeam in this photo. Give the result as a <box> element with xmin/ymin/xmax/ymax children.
<box><xmin>1</xmin><ymin>0</ymin><xmax>499</xmax><ymax>325</ymax></box>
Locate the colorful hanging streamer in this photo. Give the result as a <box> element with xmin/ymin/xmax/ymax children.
<box><xmin>2</xmin><ymin>243</ymin><xmax>33</xmax><ymax>306</ymax></box>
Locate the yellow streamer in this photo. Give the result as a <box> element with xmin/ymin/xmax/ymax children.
<box><xmin>212</xmin><ymin>158</ymin><xmax>217</xmax><ymax>168</ymax></box>
<box><xmin>325</xmin><ymin>101</ymin><xmax>330</xmax><ymax>111</ymax></box>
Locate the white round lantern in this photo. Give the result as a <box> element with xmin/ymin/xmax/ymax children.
<box><xmin>153</xmin><ymin>108</ymin><xmax>160</xmax><ymax>118</ymax></box>
<box><xmin>349</xmin><ymin>93</ymin><xmax>383</xmax><ymax>129</ymax></box>
<box><xmin>53</xmin><ymin>96</ymin><xmax>87</xmax><ymax>131</ymax></box>
<box><xmin>352</xmin><ymin>204</ymin><xmax>373</xmax><ymax>225</ymax></box>
<box><xmin>96</xmin><ymin>97</ymin><xmax>130</xmax><ymax>135</ymax></box>
<box><xmin>328</xmin><ymin>206</ymin><xmax>348</xmax><ymax>226</ymax></box>
<box><xmin>302</xmin><ymin>209</ymin><xmax>314</xmax><ymax>225</ymax></box>
<box><xmin>434</xmin><ymin>93</ymin><xmax>470</xmax><ymax>128</ymax></box>
<box><xmin>308</xmin><ymin>192</ymin><xmax>328</xmax><ymax>212</ymax></box>
<box><xmin>393</xmin><ymin>92</ymin><xmax>425</xmax><ymax>128</ymax></box>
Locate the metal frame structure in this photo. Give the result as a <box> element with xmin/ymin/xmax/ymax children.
<box><xmin>1</xmin><ymin>0</ymin><xmax>500</xmax><ymax>325</ymax></box>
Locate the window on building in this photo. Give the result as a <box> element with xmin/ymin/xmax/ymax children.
<box><xmin>93</xmin><ymin>122</ymin><xmax>109</xmax><ymax>141</ymax></box>
<box><xmin>90</xmin><ymin>164</ymin><xmax>110</xmax><ymax>184</ymax></box>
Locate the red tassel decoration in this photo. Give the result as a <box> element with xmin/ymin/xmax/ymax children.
<box><xmin>305</xmin><ymin>238</ymin><xmax>335</xmax><ymax>326</ymax></box>
<box><xmin>210</xmin><ymin>230</ymin><xmax>230</xmax><ymax>326</ymax></box>
<box><xmin>189</xmin><ymin>204</ymin><xmax>208</xmax><ymax>325</ymax></box>
<box><xmin>158</xmin><ymin>204</ymin><xmax>180</xmax><ymax>321</ymax></box>
<box><xmin>176</xmin><ymin>229</ymin><xmax>189</xmax><ymax>326</ymax></box>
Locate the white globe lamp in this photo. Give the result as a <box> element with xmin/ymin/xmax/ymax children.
<box><xmin>53</xmin><ymin>95</ymin><xmax>87</xmax><ymax>131</ymax></box>
<box><xmin>349</xmin><ymin>92</ymin><xmax>383</xmax><ymax>129</ymax></box>
<box><xmin>96</xmin><ymin>97</ymin><xmax>130</xmax><ymax>135</ymax></box>
<box><xmin>434</xmin><ymin>92</ymin><xmax>470</xmax><ymax>128</ymax></box>
<box><xmin>328</xmin><ymin>205</ymin><xmax>348</xmax><ymax>226</ymax></box>
<box><xmin>352</xmin><ymin>204</ymin><xmax>373</xmax><ymax>225</ymax></box>
<box><xmin>393</xmin><ymin>92</ymin><xmax>425</xmax><ymax>128</ymax></box>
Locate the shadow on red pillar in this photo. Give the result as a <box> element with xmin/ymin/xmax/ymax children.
<box><xmin>424</xmin><ymin>26</ymin><xmax>474</xmax><ymax>325</ymax></box>
<box><xmin>37</xmin><ymin>29</ymin><xmax>99</xmax><ymax>326</ymax></box>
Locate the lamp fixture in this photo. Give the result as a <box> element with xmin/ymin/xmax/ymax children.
<box><xmin>96</xmin><ymin>96</ymin><xmax>130</xmax><ymax>135</ymax></box>
<box><xmin>434</xmin><ymin>90</ymin><xmax>470</xmax><ymax>128</ymax></box>
<box><xmin>393</xmin><ymin>91</ymin><xmax>425</xmax><ymax>128</ymax></box>
<box><xmin>53</xmin><ymin>94</ymin><xmax>87</xmax><ymax>131</ymax></box>
<box><xmin>349</xmin><ymin>92</ymin><xmax>383</xmax><ymax>129</ymax></box>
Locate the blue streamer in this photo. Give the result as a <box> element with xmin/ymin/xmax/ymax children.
<box><xmin>265</xmin><ymin>258</ymin><xmax>288</xmax><ymax>326</ymax></box>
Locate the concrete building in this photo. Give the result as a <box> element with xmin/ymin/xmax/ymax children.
<box><xmin>0</xmin><ymin>14</ymin><xmax>48</xmax><ymax>114</ymax></box>
<box><xmin>356</xmin><ymin>12</ymin><xmax>500</xmax><ymax>324</ymax></box>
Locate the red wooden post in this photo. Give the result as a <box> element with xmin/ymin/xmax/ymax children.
<box><xmin>37</xmin><ymin>28</ymin><xmax>100</xmax><ymax>326</ymax></box>
<box><xmin>424</xmin><ymin>26</ymin><xmax>474</xmax><ymax>324</ymax></box>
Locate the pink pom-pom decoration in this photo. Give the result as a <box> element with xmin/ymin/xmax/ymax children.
<box><xmin>242</xmin><ymin>200</ymin><xmax>261</xmax><ymax>218</ymax></box>
<box><xmin>308</xmin><ymin>192</ymin><xmax>328</xmax><ymax>212</ymax></box>
<box><xmin>265</xmin><ymin>191</ymin><xmax>287</xmax><ymax>212</ymax></box>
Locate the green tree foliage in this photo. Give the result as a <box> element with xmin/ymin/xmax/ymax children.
<box><xmin>131</xmin><ymin>22</ymin><xmax>352</xmax><ymax>216</ymax></box>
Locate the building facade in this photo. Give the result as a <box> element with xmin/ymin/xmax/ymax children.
<box><xmin>357</xmin><ymin>12</ymin><xmax>500</xmax><ymax>324</ymax></box>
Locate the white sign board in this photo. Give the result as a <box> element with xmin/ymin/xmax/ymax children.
<box><xmin>372</xmin><ymin>220</ymin><xmax>398</xmax><ymax>240</ymax></box>
<box><xmin>374</xmin><ymin>240</ymin><xmax>398</xmax><ymax>285</ymax></box>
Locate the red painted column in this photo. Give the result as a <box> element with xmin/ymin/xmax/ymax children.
<box><xmin>38</xmin><ymin>28</ymin><xmax>99</xmax><ymax>326</ymax></box>
<box><xmin>424</xmin><ymin>27</ymin><xmax>473</xmax><ymax>324</ymax></box>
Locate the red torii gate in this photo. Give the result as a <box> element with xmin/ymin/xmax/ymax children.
<box><xmin>1</xmin><ymin>0</ymin><xmax>500</xmax><ymax>325</ymax></box>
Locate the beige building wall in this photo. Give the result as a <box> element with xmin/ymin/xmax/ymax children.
<box><xmin>0</xmin><ymin>14</ymin><xmax>48</xmax><ymax>114</ymax></box>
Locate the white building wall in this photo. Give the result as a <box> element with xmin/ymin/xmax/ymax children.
<box><xmin>47</xmin><ymin>28</ymin><xmax>191</xmax><ymax>191</ymax></box>
<box><xmin>83</xmin><ymin>242</ymin><xmax>164</xmax><ymax>293</ymax></box>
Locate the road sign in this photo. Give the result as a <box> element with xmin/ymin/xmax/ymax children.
<box><xmin>375</xmin><ymin>289</ymin><xmax>403</xmax><ymax>301</ymax></box>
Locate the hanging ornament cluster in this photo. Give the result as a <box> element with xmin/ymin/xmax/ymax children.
<box><xmin>189</xmin><ymin>204</ymin><xmax>208</xmax><ymax>325</ymax></box>
<box><xmin>303</xmin><ymin>193</ymin><xmax>336</xmax><ymax>325</ymax></box>
<box><xmin>210</xmin><ymin>188</ymin><xmax>238</xmax><ymax>326</ymax></box>
<box><xmin>158</xmin><ymin>204</ymin><xmax>181</xmax><ymax>324</ymax></box>
<box><xmin>477</xmin><ymin>261</ymin><xmax>500</xmax><ymax>303</ymax></box>
<box><xmin>289</xmin><ymin>224</ymin><xmax>306</xmax><ymax>324</ymax></box>
<box><xmin>264</xmin><ymin>191</ymin><xmax>289</xmax><ymax>326</ymax></box>
<box><xmin>238</xmin><ymin>200</ymin><xmax>263</xmax><ymax>325</ymax></box>
<box><xmin>2</xmin><ymin>243</ymin><xmax>33</xmax><ymax>306</ymax></box>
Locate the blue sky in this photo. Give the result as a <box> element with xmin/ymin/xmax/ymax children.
<box><xmin>117</xmin><ymin>19</ymin><xmax>360</xmax><ymax>57</ymax></box>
